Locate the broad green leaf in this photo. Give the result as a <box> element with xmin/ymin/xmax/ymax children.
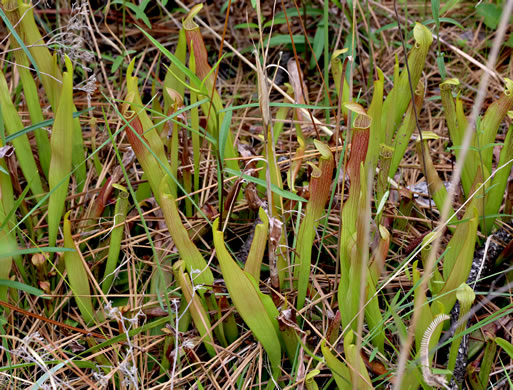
<box><xmin>63</xmin><ymin>211</ymin><xmax>94</xmax><ymax>324</ymax></box>
<box><xmin>389</xmin><ymin>83</ymin><xmax>424</xmax><ymax>178</ymax></box>
<box><xmin>48</xmin><ymin>56</ymin><xmax>74</xmax><ymax>249</ymax></box>
<box><xmin>321</xmin><ymin>341</ymin><xmax>352</xmax><ymax>389</ymax></box>
<box><xmin>381</xmin><ymin>23</ymin><xmax>432</xmax><ymax>143</ymax></box>
<box><xmin>476</xmin><ymin>3</ymin><xmax>501</xmax><ymax>29</ymax></box>
<box><xmin>496</xmin><ymin>337</ymin><xmax>513</xmax><ymax>360</ymax></box>
<box><xmin>295</xmin><ymin>141</ymin><xmax>334</xmax><ymax>310</ymax></box>
<box><xmin>343</xmin><ymin>331</ymin><xmax>374</xmax><ymax>389</ymax></box>
<box><xmin>0</xmin><ymin>70</ymin><xmax>44</xmax><ymax>199</ymax></box>
<box><xmin>164</xmin><ymin>28</ymin><xmax>187</xmax><ymax>110</ymax></box>
<box><xmin>159</xmin><ymin>181</ymin><xmax>213</xmax><ymax>288</ymax></box>
<box><xmin>212</xmin><ymin>219</ymin><xmax>282</xmax><ymax>372</ymax></box>
<box><xmin>0</xmin><ymin>5</ymin><xmax>41</xmax><ymax>80</ymax></box>
<box><xmin>173</xmin><ymin>261</ymin><xmax>216</xmax><ymax>357</ymax></box>
<box><xmin>244</xmin><ymin>208</ymin><xmax>269</xmax><ymax>281</ymax></box>
<box><xmin>102</xmin><ymin>189</ymin><xmax>129</xmax><ymax>294</ymax></box>
<box><xmin>484</xmin><ymin>123</ymin><xmax>513</xmax><ymax>233</ymax></box>
<box><xmin>437</xmin><ymin>206</ymin><xmax>479</xmax><ymax>312</ymax></box>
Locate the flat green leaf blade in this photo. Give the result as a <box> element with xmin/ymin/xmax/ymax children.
<box><xmin>159</xmin><ymin>184</ymin><xmax>214</xmax><ymax>288</ymax></box>
<box><xmin>48</xmin><ymin>57</ymin><xmax>74</xmax><ymax>249</ymax></box>
<box><xmin>173</xmin><ymin>261</ymin><xmax>216</xmax><ymax>357</ymax></box>
<box><xmin>321</xmin><ymin>341</ymin><xmax>352</xmax><ymax>389</ymax></box>
<box><xmin>0</xmin><ymin>6</ymin><xmax>41</xmax><ymax>80</ymax></box>
<box><xmin>63</xmin><ymin>211</ymin><xmax>94</xmax><ymax>324</ymax></box>
<box><xmin>0</xmin><ymin>70</ymin><xmax>44</xmax><ymax>198</ymax></box>
<box><xmin>212</xmin><ymin>219</ymin><xmax>282</xmax><ymax>371</ymax></box>
<box><xmin>496</xmin><ymin>337</ymin><xmax>513</xmax><ymax>360</ymax></box>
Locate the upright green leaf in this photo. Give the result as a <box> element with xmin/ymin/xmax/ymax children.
<box><xmin>343</xmin><ymin>330</ymin><xmax>374</xmax><ymax>389</ymax></box>
<box><xmin>15</xmin><ymin>0</ymin><xmax>86</xmax><ymax>188</ymax></box>
<box><xmin>163</xmin><ymin>28</ymin><xmax>187</xmax><ymax>110</ymax></box>
<box><xmin>0</xmin><ymin>69</ymin><xmax>44</xmax><ymax>199</ymax></box>
<box><xmin>382</xmin><ymin>23</ymin><xmax>433</xmax><ymax>140</ymax></box>
<box><xmin>437</xmin><ymin>206</ymin><xmax>479</xmax><ymax>312</ymax></box>
<box><xmin>0</xmin><ymin>140</ymin><xmax>16</xmax><ymax>303</ymax></box>
<box><xmin>173</xmin><ymin>260</ymin><xmax>216</xmax><ymax>357</ymax></box>
<box><xmin>48</xmin><ymin>57</ymin><xmax>74</xmax><ymax>249</ymax></box>
<box><xmin>321</xmin><ymin>341</ymin><xmax>352</xmax><ymax>389</ymax></box>
<box><xmin>478</xmin><ymin>78</ymin><xmax>513</xmax><ymax>176</ymax></box>
<box><xmin>183</xmin><ymin>4</ymin><xmax>239</xmax><ymax>173</ymax></box>
<box><xmin>3</xmin><ymin>1</ymin><xmax>50</xmax><ymax>177</ymax></box>
<box><xmin>212</xmin><ymin>218</ymin><xmax>282</xmax><ymax>373</ymax></box>
<box><xmin>102</xmin><ymin>188</ymin><xmax>129</xmax><ymax>294</ymax></box>
<box><xmin>244</xmin><ymin>208</ymin><xmax>269</xmax><ymax>281</ymax></box>
<box><xmin>389</xmin><ymin>82</ymin><xmax>424</xmax><ymax>178</ymax></box>
<box><xmin>295</xmin><ymin>141</ymin><xmax>334</xmax><ymax>310</ymax></box>
<box><xmin>63</xmin><ymin>211</ymin><xmax>94</xmax><ymax>324</ymax></box>
<box><xmin>484</xmin><ymin>119</ymin><xmax>513</xmax><ymax>233</ymax></box>
<box><xmin>159</xmin><ymin>180</ymin><xmax>213</xmax><ymax>289</ymax></box>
